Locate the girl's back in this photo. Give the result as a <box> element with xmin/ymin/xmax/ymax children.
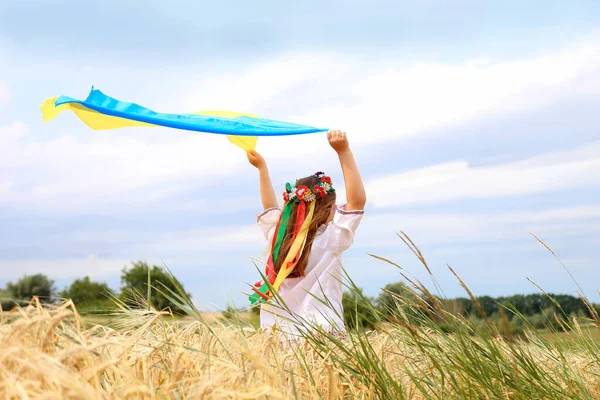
<box><xmin>247</xmin><ymin>130</ymin><xmax>366</xmax><ymax>336</ymax></box>
<box><xmin>257</xmin><ymin>204</ymin><xmax>364</xmax><ymax>333</ymax></box>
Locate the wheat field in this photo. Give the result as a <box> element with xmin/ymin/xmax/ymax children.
<box><xmin>1</xmin><ymin>293</ymin><xmax>599</xmax><ymax>400</ymax></box>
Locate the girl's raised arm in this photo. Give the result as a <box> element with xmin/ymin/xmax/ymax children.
<box><xmin>328</xmin><ymin>130</ymin><xmax>367</xmax><ymax>211</ymax></box>
<box><xmin>247</xmin><ymin>150</ymin><xmax>279</xmax><ymax>210</ymax></box>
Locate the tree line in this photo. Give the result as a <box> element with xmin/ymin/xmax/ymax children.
<box><xmin>344</xmin><ymin>282</ymin><xmax>600</xmax><ymax>334</ymax></box>
<box><xmin>0</xmin><ymin>261</ymin><xmax>189</xmax><ymax>314</ymax></box>
<box><xmin>2</xmin><ymin>262</ymin><xmax>598</xmax><ymax>334</ymax></box>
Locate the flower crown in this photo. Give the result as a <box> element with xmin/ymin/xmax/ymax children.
<box><xmin>282</xmin><ymin>171</ymin><xmax>335</xmax><ymax>203</ymax></box>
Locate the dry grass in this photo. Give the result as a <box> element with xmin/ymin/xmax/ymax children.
<box><xmin>0</xmin><ymin>299</ymin><xmax>369</xmax><ymax>399</ymax></box>
<box><xmin>1</xmin><ymin>296</ymin><xmax>600</xmax><ymax>400</ymax></box>
<box><xmin>2</xmin><ymin>233</ymin><xmax>599</xmax><ymax>399</ymax></box>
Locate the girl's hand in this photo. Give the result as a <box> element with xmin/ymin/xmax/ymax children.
<box><xmin>247</xmin><ymin>150</ymin><xmax>267</xmax><ymax>170</ymax></box>
<box><xmin>327</xmin><ymin>129</ymin><xmax>350</xmax><ymax>153</ymax></box>
<box><xmin>330</xmin><ymin>129</ymin><xmax>366</xmax><ymax>210</ymax></box>
<box><xmin>249</xmin><ymin>150</ymin><xmax>278</xmax><ymax>209</ymax></box>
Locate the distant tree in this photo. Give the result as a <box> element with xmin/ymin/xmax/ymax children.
<box><xmin>375</xmin><ymin>281</ymin><xmax>429</xmax><ymax>322</ymax></box>
<box><xmin>60</xmin><ymin>277</ymin><xmax>116</xmax><ymax>313</ymax></box>
<box><xmin>507</xmin><ymin>294</ymin><xmax>526</xmax><ymax>315</ymax></box>
<box><xmin>552</xmin><ymin>294</ymin><xmax>583</xmax><ymax>316</ymax></box>
<box><xmin>342</xmin><ymin>288</ymin><xmax>377</xmax><ymax>330</ymax></box>
<box><xmin>441</xmin><ymin>297</ymin><xmax>475</xmax><ymax>316</ymax></box>
<box><xmin>476</xmin><ymin>295</ymin><xmax>497</xmax><ymax>317</ymax></box>
<box><xmin>120</xmin><ymin>261</ymin><xmax>191</xmax><ymax>314</ymax></box>
<box><xmin>60</xmin><ymin>277</ymin><xmax>114</xmax><ymax>304</ymax></box>
<box><xmin>523</xmin><ymin>294</ymin><xmax>542</xmax><ymax>315</ymax></box>
<box><xmin>5</xmin><ymin>274</ymin><xmax>56</xmax><ymax>305</ymax></box>
<box><xmin>0</xmin><ymin>288</ymin><xmax>13</xmax><ymax>311</ymax></box>
<box><xmin>376</xmin><ymin>281</ymin><xmax>412</xmax><ymax>314</ymax></box>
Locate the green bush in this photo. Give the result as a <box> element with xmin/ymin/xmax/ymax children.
<box><xmin>120</xmin><ymin>261</ymin><xmax>191</xmax><ymax>314</ymax></box>
<box><xmin>4</xmin><ymin>274</ymin><xmax>56</xmax><ymax>305</ymax></box>
<box><xmin>0</xmin><ymin>289</ymin><xmax>14</xmax><ymax>311</ymax></box>
<box><xmin>342</xmin><ymin>288</ymin><xmax>377</xmax><ymax>331</ymax></box>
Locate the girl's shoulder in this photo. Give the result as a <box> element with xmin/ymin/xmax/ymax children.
<box><xmin>315</xmin><ymin>205</ymin><xmax>364</xmax><ymax>254</ymax></box>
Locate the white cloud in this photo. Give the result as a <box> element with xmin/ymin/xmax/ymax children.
<box><xmin>366</xmin><ymin>141</ymin><xmax>600</xmax><ymax>207</ymax></box>
<box><xmin>181</xmin><ymin>52</ymin><xmax>344</xmax><ymax>113</ymax></box>
<box><xmin>60</xmin><ymin>224</ymin><xmax>266</xmax><ymax>257</ymax></box>
<box><xmin>0</xmin><ymin>121</ymin><xmax>250</xmax><ymax>212</ymax></box>
<box><xmin>311</xmin><ymin>40</ymin><xmax>600</xmax><ymax>144</ymax></box>
<box><xmin>353</xmin><ymin>204</ymin><xmax>600</xmax><ymax>252</ymax></box>
<box><xmin>32</xmin><ymin>203</ymin><xmax>600</xmax><ymax>273</ymax></box>
<box><xmin>183</xmin><ymin>37</ymin><xmax>600</xmax><ymax>147</ymax></box>
<box><xmin>3</xmin><ymin>35</ymin><xmax>600</xmax><ymax>215</ymax></box>
<box><xmin>0</xmin><ymin>120</ymin><xmax>27</xmax><ymax>140</ymax></box>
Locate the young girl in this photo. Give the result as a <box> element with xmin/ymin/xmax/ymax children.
<box><xmin>247</xmin><ymin>130</ymin><xmax>366</xmax><ymax>336</ymax></box>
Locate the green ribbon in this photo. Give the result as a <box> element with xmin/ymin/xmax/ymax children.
<box><xmin>249</xmin><ymin>283</ymin><xmax>269</xmax><ymax>304</ymax></box>
<box><xmin>249</xmin><ymin>197</ymin><xmax>293</xmax><ymax>305</ymax></box>
<box><xmin>272</xmin><ymin>200</ymin><xmax>293</xmax><ymax>266</ymax></box>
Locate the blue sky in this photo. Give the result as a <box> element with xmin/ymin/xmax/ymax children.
<box><xmin>1</xmin><ymin>1</ymin><xmax>599</xmax><ymax>310</ymax></box>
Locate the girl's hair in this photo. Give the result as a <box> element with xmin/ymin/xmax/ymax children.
<box><xmin>274</xmin><ymin>174</ymin><xmax>337</xmax><ymax>278</ymax></box>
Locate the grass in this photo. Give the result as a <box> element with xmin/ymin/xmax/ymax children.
<box><xmin>538</xmin><ymin>325</ymin><xmax>600</xmax><ymax>349</ymax></box>
<box><xmin>80</xmin><ymin>312</ymin><xmax>220</xmax><ymax>329</ymax></box>
<box><xmin>1</xmin><ymin>236</ymin><xmax>599</xmax><ymax>399</ymax></box>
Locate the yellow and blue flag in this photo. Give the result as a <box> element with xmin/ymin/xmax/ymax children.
<box><xmin>41</xmin><ymin>88</ymin><xmax>327</xmax><ymax>152</ymax></box>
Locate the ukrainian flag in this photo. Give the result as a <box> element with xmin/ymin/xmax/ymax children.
<box><xmin>41</xmin><ymin>88</ymin><xmax>327</xmax><ymax>152</ymax></box>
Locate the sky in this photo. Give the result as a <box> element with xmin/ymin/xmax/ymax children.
<box><xmin>1</xmin><ymin>0</ymin><xmax>599</xmax><ymax>310</ymax></box>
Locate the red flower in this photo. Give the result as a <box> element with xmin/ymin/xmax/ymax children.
<box><xmin>320</xmin><ymin>176</ymin><xmax>332</xmax><ymax>185</ymax></box>
<box><xmin>313</xmin><ymin>184</ymin><xmax>326</xmax><ymax>198</ymax></box>
<box><xmin>295</xmin><ymin>185</ymin><xmax>311</xmax><ymax>200</ymax></box>
<box><xmin>282</xmin><ymin>191</ymin><xmax>290</xmax><ymax>202</ymax></box>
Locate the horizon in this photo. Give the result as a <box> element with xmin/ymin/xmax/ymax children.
<box><xmin>1</xmin><ymin>0</ymin><xmax>599</xmax><ymax>310</ymax></box>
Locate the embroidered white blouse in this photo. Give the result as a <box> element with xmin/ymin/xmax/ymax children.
<box><xmin>256</xmin><ymin>205</ymin><xmax>364</xmax><ymax>335</ymax></box>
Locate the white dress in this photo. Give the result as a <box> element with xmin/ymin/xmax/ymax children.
<box><xmin>256</xmin><ymin>205</ymin><xmax>364</xmax><ymax>335</ymax></box>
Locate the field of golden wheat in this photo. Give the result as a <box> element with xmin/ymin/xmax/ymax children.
<box><xmin>1</xmin><ymin>294</ymin><xmax>599</xmax><ymax>400</ymax></box>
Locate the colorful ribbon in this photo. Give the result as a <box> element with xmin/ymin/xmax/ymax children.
<box><xmin>250</xmin><ymin>200</ymin><xmax>316</xmax><ymax>304</ymax></box>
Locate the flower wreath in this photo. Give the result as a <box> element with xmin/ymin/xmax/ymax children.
<box><xmin>282</xmin><ymin>171</ymin><xmax>335</xmax><ymax>203</ymax></box>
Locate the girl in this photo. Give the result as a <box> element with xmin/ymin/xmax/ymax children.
<box><xmin>247</xmin><ymin>130</ymin><xmax>366</xmax><ymax>336</ymax></box>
